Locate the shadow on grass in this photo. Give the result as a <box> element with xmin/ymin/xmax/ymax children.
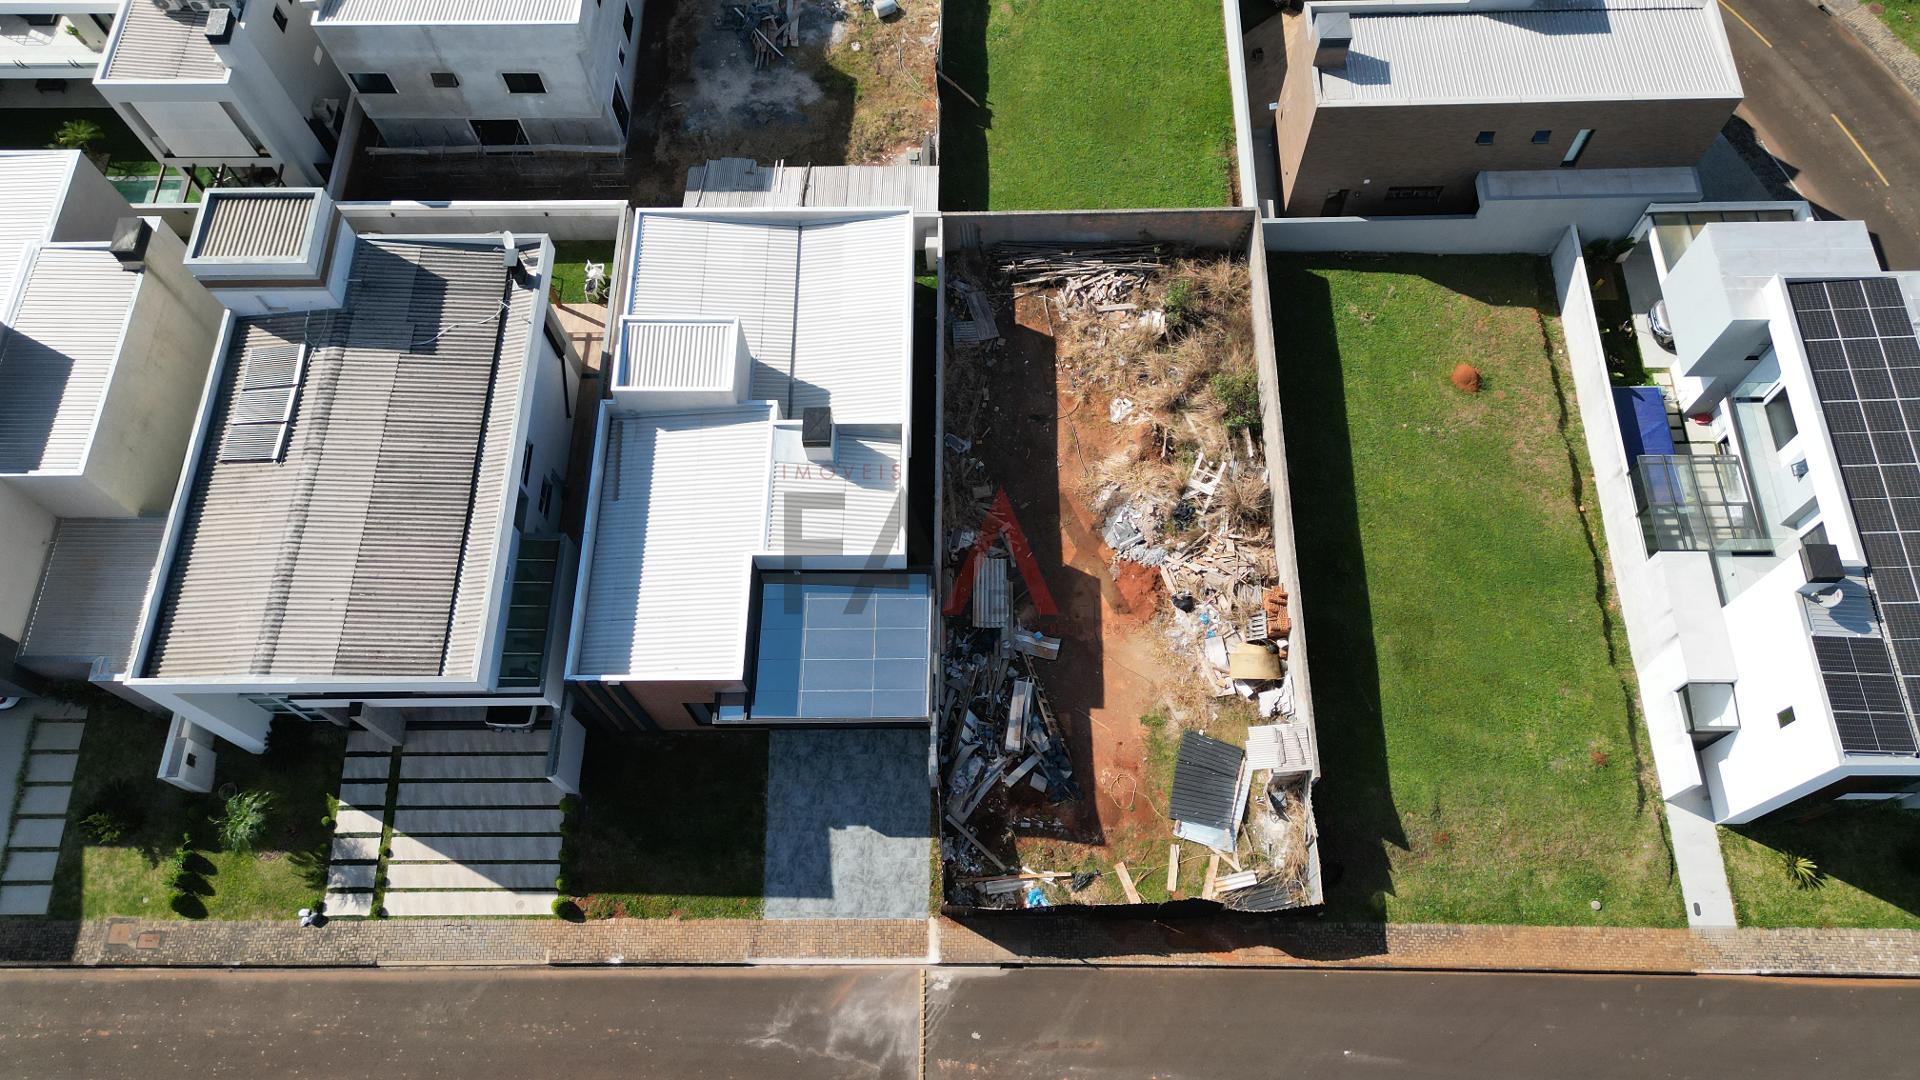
<box><xmin>1731</xmin><ymin>803</ymin><xmax>1920</xmax><ymax>920</ymax></box>
<box><xmin>938</xmin><ymin>0</ymin><xmax>991</xmax><ymax>209</ymax></box>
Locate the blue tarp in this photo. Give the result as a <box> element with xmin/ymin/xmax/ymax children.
<box><xmin>1612</xmin><ymin>386</ymin><xmax>1673</xmax><ymax>468</ymax></box>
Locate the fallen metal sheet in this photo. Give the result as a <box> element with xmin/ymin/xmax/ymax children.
<box><xmin>972</xmin><ymin>552</ymin><xmax>1009</xmax><ymax>628</ymax></box>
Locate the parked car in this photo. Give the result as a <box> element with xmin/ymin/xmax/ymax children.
<box><xmin>1649</xmin><ymin>300</ymin><xmax>1676</xmax><ymax>351</ymax></box>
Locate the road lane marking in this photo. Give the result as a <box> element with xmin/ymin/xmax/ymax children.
<box><xmin>1719</xmin><ymin>0</ymin><xmax>1773</xmax><ymax>47</ymax></box>
<box><xmin>1831</xmin><ymin>113</ymin><xmax>1891</xmax><ymax>186</ymax></box>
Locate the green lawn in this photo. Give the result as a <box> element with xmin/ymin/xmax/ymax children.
<box><xmin>1721</xmin><ymin>805</ymin><xmax>1920</xmax><ymax>929</ymax></box>
<box><xmin>1873</xmin><ymin>0</ymin><xmax>1920</xmax><ymax>56</ymax></box>
<box><xmin>1271</xmin><ymin>254</ymin><xmax>1684</xmax><ymax>927</ymax></box>
<box><xmin>48</xmin><ymin>696</ymin><xmax>343</xmax><ymax>921</ymax></box>
<box><xmin>565</xmin><ymin>730</ymin><xmax>767</xmax><ymax>919</ymax></box>
<box><xmin>0</xmin><ymin>108</ymin><xmax>157</xmax><ymax>174</ymax></box>
<box><xmin>940</xmin><ymin>0</ymin><xmax>1235</xmax><ymax>210</ymax></box>
<box><xmin>547</xmin><ymin>241</ymin><xmax>615</xmax><ymax>306</ymax></box>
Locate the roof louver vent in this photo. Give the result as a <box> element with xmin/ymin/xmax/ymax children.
<box><xmin>219</xmin><ymin>342</ymin><xmax>305</xmax><ymax>463</ymax></box>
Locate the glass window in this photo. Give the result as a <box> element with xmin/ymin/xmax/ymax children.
<box><xmin>272</xmin><ymin>5</ymin><xmax>287</xmax><ymax>30</ymax></box>
<box><xmin>1561</xmin><ymin>128</ymin><xmax>1594</xmax><ymax>167</ymax></box>
<box><xmin>1531</xmin><ymin>129</ymin><xmax>1551</xmax><ymax>144</ymax></box>
<box><xmin>624</xmin><ymin>3</ymin><xmax>635</xmax><ymax>38</ymax></box>
<box><xmin>351</xmin><ymin>72</ymin><xmax>396</xmax><ymax>95</ymax></box>
<box><xmin>1475</xmin><ymin>131</ymin><xmax>1495</xmax><ymax>146</ymax></box>
<box><xmin>430</xmin><ymin>72</ymin><xmax>460</xmax><ymax>88</ymax></box>
<box><xmin>1765</xmin><ymin>390</ymin><xmax>1799</xmax><ymax>449</ymax></box>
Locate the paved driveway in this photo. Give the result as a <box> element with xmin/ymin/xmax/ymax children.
<box><xmin>763</xmin><ymin>729</ymin><xmax>931</xmax><ymax>920</ymax></box>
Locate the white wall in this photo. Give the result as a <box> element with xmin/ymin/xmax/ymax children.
<box><xmin>0</xmin><ymin>480</ymin><xmax>56</xmax><ymax>643</ymax></box>
<box><xmin>338</xmin><ymin>200</ymin><xmax>624</xmax><ymax>242</ymax></box>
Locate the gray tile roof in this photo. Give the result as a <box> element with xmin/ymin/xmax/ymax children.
<box><xmin>103</xmin><ymin>0</ymin><xmax>227</xmax><ymax>82</ymax></box>
<box><xmin>316</xmin><ymin>0</ymin><xmax>580</xmax><ymax>23</ymax></box>
<box><xmin>144</xmin><ymin>237</ymin><xmax>537</xmax><ymax>680</ymax></box>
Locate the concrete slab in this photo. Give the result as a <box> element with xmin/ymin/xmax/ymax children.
<box><xmin>386</xmin><ymin>862</ymin><xmax>559</xmax><ymax>891</ymax></box>
<box><xmin>347</xmin><ymin>729</ymin><xmax>397</xmax><ymax>753</ymax></box>
<box><xmin>323</xmin><ymin>891</ymin><xmax>374</xmax><ymax>917</ymax></box>
<box><xmin>342</xmin><ymin>756</ymin><xmax>393</xmax><ymax>780</ymax></box>
<box><xmin>332</xmin><ymin>807</ymin><xmax>387</xmax><ymax>836</ymax></box>
<box><xmin>394</xmin><ymin>782</ymin><xmax>560</xmax><ymax>808</ymax></box>
<box><xmin>392</xmin><ymin>809</ymin><xmax>562</xmax><ymax>835</ymax></box>
<box><xmin>25</xmin><ymin>753</ymin><xmax>76</xmax><ymax>784</ymax></box>
<box><xmin>0</xmin><ymin>884</ymin><xmax>51</xmax><ymax>915</ymax></box>
<box><xmin>0</xmin><ymin>715</ymin><xmax>29</xmax><ymax>851</ymax></box>
<box><xmin>1668</xmin><ymin>788</ymin><xmax>1738</xmax><ymax>928</ymax></box>
<box><xmin>402</xmin><ymin>729</ymin><xmax>548</xmax><ymax>755</ymax></box>
<box><xmin>329</xmin><ymin>835</ymin><xmax>382</xmax><ymax>862</ymax></box>
<box><xmin>2</xmin><ymin>850</ymin><xmax>58</xmax><ymax>882</ymax></box>
<box><xmin>762</xmin><ymin>729</ymin><xmax>932</xmax><ymax>920</ymax></box>
<box><xmin>16</xmin><ymin>785</ymin><xmax>69</xmax><ymax>817</ymax></box>
<box><xmin>388</xmin><ymin>834</ymin><xmax>562</xmax><ymax>863</ymax></box>
<box><xmin>338</xmin><ymin>783</ymin><xmax>389</xmax><ymax>808</ymax></box>
<box><xmin>325</xmin><ymin>863</ymin><xmax>377</xmax><ymax>891</ymax></box>
<box><xmin>400</xmin><ymin>754</ymin><xmax>550</xmax><ymax>780</ymax></box>
<box><xmin>29</xmin><ymin>722</ymin><xmax>85</xmax><ymax>752</ymax></box>
<box><xmin>381</xmin><ymin>890</ymin><xmax>558</xmax><ymax>917</ymax></box>
<box><xmin>7</xmin><ymin>817</ymin><xmax>65</xmax><ymax>849</ymax></box>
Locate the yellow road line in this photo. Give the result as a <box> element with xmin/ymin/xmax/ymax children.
<box><xmin>1719</xmin><ymin>0</ymin><xmax>1773</xmax><ymax>48</ymax></box>
<box><xmin>1831</xmin><ymin>113</ymin><xmax>1891</xmax><ymax>187</ymax></box>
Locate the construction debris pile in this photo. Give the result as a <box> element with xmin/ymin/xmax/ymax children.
<box><xmin>726</xmin><ymin>2</ymin><xmax>803</xmax><ymax>67</ymax></box>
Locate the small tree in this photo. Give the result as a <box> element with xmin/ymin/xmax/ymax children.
<box><xmin>215</xmin><ymin>790</ymin><xmax>275</xmax><ymax>854</ymax></box>
<box><xmin>49</xmin><ymin>119</ymin><xmax>104</xmax><ymax>153</ymax></box>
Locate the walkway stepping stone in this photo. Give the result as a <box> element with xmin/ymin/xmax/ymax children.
<box><xmin>338</xmin><ymin>783</ymin><xmax>389</xmax><ymax>807</ymax></box>
<box><xmin>394</xmin><ymin>782</ymin><xmax>560</xmax><ymax>808</ymax></box>
<box><xmin>2</xmin><ymin>850</ymin><xmax>58</xmax><ymax>882</ymax></box>
<box><xmin>7</xmin><ymin>817</ymin><xmax>64</xmax><ymax>849</ymax></box>
<box><xmin>0</xmin><ymin>884</ymin><xmax>51</xmax><ymax>915</ymax></box>
<box><xmin>388</xmin><ymin>834</ymin><xmax>562</xmax><ymax>864</ymax></box>
<box><xmin>30</xmin><ymin>723</ymin><xmax>84</xmax><ymax>752</ymax></box>
<box><xmin>386</xmin><ymin>861</ymin><xmax>559</xmax><ymax>891</ymax></box>
<box><xmin>25</xmin><ymin>754</ymin><xmax>76</xmax><ymax>783</ymax></box>
<box><xmin>323</xmin><ymin>891</ymin><xmax>374</xmax><ymax>917</ymax></box>
<box><xmin>325</xmin><ymin>863</ymin><xmax>377</xmax><ymax>891</ymax></box>
<box><xmin>347</xmin><ymin>730</ymin><xmax>400</xmax><ymax>753</ymax></box>
<box><xmin>16</xmin><ymin>786</ymin><xmax>70</xmax><ymax>816</ymax></box>
<box><xmin>381</xmin><ymin>890</ymin><xmax>558</xmax><ymax>917</ymax></box>
<box><xmin>392</xmin><ymin>809</ymin><xmax>562</xmax><ymax>834</ymax></box>
<box><xmin>342</xmin><ymin>756</ymin><xmax>393</xmax><ymax>780</ymax></box>
<box><xmin>330</xmin><ymin>835</ymin><xmax>382</xmax><ymax>862</ymax></box>
<box><xmin>399</xmin><ymin>754</ymin><xmax>549</xmax><ymax>780</ymax></box>
<box><xmin>401</xmin><ymin>729</ymin><xmax>546</xmax><ymax>755</ymax></box>
<box><xmin>332</xmin><ymin>806</ymin><xmax>387</xmax><ymax>836</ymax></box>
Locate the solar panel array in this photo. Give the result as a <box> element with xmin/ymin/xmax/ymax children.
<box><xmin>1793</xmin><ymin>277</ymin><xmax>1920</xmax><ymax>754</ymax></box>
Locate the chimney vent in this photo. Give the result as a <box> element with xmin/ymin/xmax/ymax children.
<box><xmin>801</xmin><ymin>406</ymin><xmax>835</xmax><ymax>464</ymax></box>
<box><xmin>109</xmin><ymin>218</ymin><xmax>151</xmax><ymax>271</ymax></box>
<box><xmin>204</xmin><ymin>8</ymin><xmax>234</xmax><ymax>44</ymax></box>
<box><xmin>1313</xmin><ymin>12</ymin><xmax>1352</xmax><ymax>70</ymax></box>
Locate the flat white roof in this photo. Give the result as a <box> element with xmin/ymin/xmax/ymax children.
<box><xmin>0</xmin><ymin>246</ymin><xmax>137</xmax><ymax>475</ymax></box>
<box><xmin>315</xmin><ymin>0</ymin><xmax>581</xmax><ymax>24</ymax></box>
<box><xmin>0</xmin><ymin>151</ymin><xmax>72</xmax><ymax>312</ymax></box>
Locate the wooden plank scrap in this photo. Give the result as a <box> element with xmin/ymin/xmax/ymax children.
<box><xmin>1202</xmin><ymin>853</ymin><xmax>1221</xmax><ymax>900</ymax></box>
<box><xmin>1166</xmin><ymin>843</ymin><xmax>1180</xmax><ymax>894</ymax></box>
<box><xmin>1114</xmin><ymin>861</ymin><xmax>1142</xmax><ymax>904</ymax></box>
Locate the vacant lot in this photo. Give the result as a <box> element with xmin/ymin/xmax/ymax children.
<box><xmin>1271</xmin><ymin>254</ymin><xmax>1683</xmax><ymax>927</ymax></box>
<box><xmin>940</xmin><ymin>0</ymin><xmax>1234</xmax><ymax>210</ymax></box>
<box><xmin>1721</xmin><ymin>806</ymin><xmax>1920</xmax><ymax>929</ymax></box>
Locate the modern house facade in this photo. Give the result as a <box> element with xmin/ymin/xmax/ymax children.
<box><xmin>93</xmin><ymin>0</ymin><xmax>348</xmax><ymax>186</ymax></box>
<box><xmin>0</xmin><ymin>150</ymin><xmax>225</xmax><ymax>700</ymax></box>
<box><xmin>567</xmin><ymin>207</ymin><xmax>933</xmax><ymax>732</ymax></box>
<box><xmin>121</xmin><ymin>188</ymin><xmax>583</xmax><ymax>791</ymax></box>
<box><xmin>311</xmin><ymin>0</ymin><xmax>642</xmax><ymax>151</ymax></box>
<box><xmin>1608</xmin><ymin>208</ymin><xmax>1920</xmax><ymax>823</ymax></box>
<box><xmin>0</xmin><ymin>5</ymin><xmax>115</xmax><ymax>84</ymax></box>
<box><xmin>1274</xmin><ymin>0</ymin><xmax>1743</xmax><ymax>217</ymax></box>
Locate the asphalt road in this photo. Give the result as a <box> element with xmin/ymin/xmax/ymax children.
<box><xmin>1719</xmin><ymin>0</ymin><xmax>1920</xmax><ymax>269</ymax></box>
<box><xmin>4</xmin><ymin>967</ymin><xmax>1920</xmax><ymax>1079</ymax></box>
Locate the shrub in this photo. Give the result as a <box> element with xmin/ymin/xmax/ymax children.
<box><xmin>1782</xmin><ymin>852</ymin><xmax>1823</xmax><ymax>890</ymax></box>
<box><xmin>49</xmin><ymin>119</ymin><xmax>104</xmax><ymax>152</ymax></box>
<box><xmin>584</xmin><ymin>895</ymin><xmax>620</xmax><ymax>920</ymax></box>
<box><xmin>1210</xmin><ymin>370</ymin><xmax>1262</xmax><ymax>434</ymax></box>
<box><xmin>80</xmin><ymin>811</ymin><xmax>127</xmax><ymax>845</ymax></box>
<box><xmin>553</xmin><ymin>898</ymin><xmax>582</xmax><ymax>920</ymax></box>
<box><xmin>554</xmin><ymin>874</ymin><xmax>572</xmax><ymax>896</ymax></box>
<box><xmin>558</xmin><ymin>795</ymin><xmax>580</xmax><ymax>818</ymax></box>
<box><xmin>215</xmin><ymin>789</ymin><xmax>275</xmax><ymax>854</ymax></box>
<box><xmin>80</xmin><ymin>779</ymin><xmax>145</xmax><ymax>843</ymax></box>
<box><xmin>1164</xmin><ymin>276</ymin><xmax>1195</xmax><ymax>331</ymax></box>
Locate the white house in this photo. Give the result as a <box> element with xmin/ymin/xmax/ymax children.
<box><xmin>1610</xmin><ymin>206</ymin><xmax>1920</xmax><ymax>823</ymax></box>
<box><xmin>93</xmin><ymin>0</ymin><xmax>348</xmax><ymax>186</ymax></box>
<box><xmin>567</xmin><ymin>207</ymin><xmax>934</xmax><ymax>731</ymax></box>
<box><xmin>311</xmin><ymin>0</ymin><xmax>642</xmax><ymax>151</ymax></box>
<box><xmin>0</xmin><ymin>5</ymin><xmax>115</xmax><ymax>84</ymax></box>
<box><xmin>0</xmin><ymin>150</ymin><xmax>226</xmax><ymax>701</ymax></box>
<box><xmin>121</xmin><ymin>188</ymin><xmax>584</xmax><ymax>791</ymax></box>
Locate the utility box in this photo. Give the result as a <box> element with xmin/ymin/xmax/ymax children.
<box><xmin>157</xmin><ymin>713</ymin><xmax>217</xmax><ymax>793</ymax></box>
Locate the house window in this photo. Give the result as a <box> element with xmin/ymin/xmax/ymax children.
<box><xmin>538</xmin><ymin>477</ymin><xmax>554</xmax><ymax>517</ymax></box>
<box><xmin>624</xmin><ymin>3</ymin><xmax>635</xmax><ymax>38</ymax></box>
<box><xmin>272</xmin><ymin>5</ymin><xmax>287</xmax><ymax>30</ymax></box>
<box><xmin>612</xmin><ymin>85</ymin><xmax>630</xmax><ymax>132</ymax></box>
<box><xmin>1777</xmin><ymin>707</ymin><xmax>1797</xmax><ymax>727</ymax></box>
<box><xmin>1562</xmin><ymin>128</ymin><xmax>1594</xmax><ymax>167</ymax></box>
<box><xmin>243</xmin><ymin>695</ymin><xmax>331</xmax><ymax>722</ymax></box>
<box><xmin>471</xmin><ymin>119</ymin><xmax>528</xmax><ymax>146</ymax></box>
<box><xmin>1764</xmin><ymin>390</ymin><xmax>1799</xmax><ymax>450</ymax></box>
<box><xmin>1385</xmin><ymin>185</ymin><xmax>1444</xmax><ymax>201</ymax></box>
<box><xmin>1475</xmin><ymin>131</ymin><xmax>1495</xmax><ymax>146</ymax></box>
<box><xmin>351</xmin><ymin>72</ymin><xmax>396</xmax><ymax>95</ymax></box>
<box><xmin>503</xmin><ymin>72</ymin><xmax>546</xmax><ymax>95</ymax></box>
<box><xmin>522</xmin><ymin>441</ymin><xmax>534</xmax><ymax>480</ymax></box>
<box><xmin>1531</xmin><ymin>129</ymin><xmax>1551</xmax><ymax>144</ymax></box>
<box><xmin>430</xmin><ymin>72</ymin><xmax>460</xmax><ymax>89</ymax></box>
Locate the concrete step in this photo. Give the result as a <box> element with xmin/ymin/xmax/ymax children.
<box><xmin>401</xmin><ymin>729</ymin><xmax>549</xmax><ymax>755</ymax></box>
<box><xmin>0</xmin><ymin>884</ymin><xmax>51</xmax><ymax>915</ymax></box>
<box><xmin>25</xmin><ymin>753</ymin><xmax>76</xmax><ymax>783</ymax></box>
<box><xmin>325</xmin><ymin>863</ymin><xmax>377</xmax><ymax>891</ymax></box>
<box><xmin>30</xmin><ymin>722</ymin><xmax>84</xmax><ymax>752</ymax></box>
<box><xmin>388</xmin><ymin>834</ymin><xmax>562</xmax><ymax>864</ymax></box>
<box><xmin>342</xmin><ymin>756</ymin><xmax>393</xmax><ymax>781</ymax></box>
<box><xmin>399</xmin><ymin>754</ymin><xmax>549</xmax><ymax>780</ymax></box>
<box><xmin>338</xmin><ymin>783</ymin><xmax>389</xmax><ymax>808</ymax></box>
<box><xmin>381</xmin><ymin>890</ymin><xmax>558</xmax><ymax>917</ymax></box>
<box><xmin>323</xmin><ymin>891</ymin><xmax>374</xmax><ymax>918</ymax></box>
<box><xmin>386</xmin><ymin>861</ymin><xmax>559</xmax><ymax>891</ymax></box>
<box><xmin>329</xmin><ymin>835</ymin><xmax>382</xmax><ymax>862</ymax></box>
<box><xmin>392</xmin><ymin>809</ymin><xmax>562</xmax><ymax>835</ymax></box>
<box><xmin>393</xmin><ymin>782</ymin><xmax>560</xmax><ymax>808</ymax></box>
<box><xmin>346</xmin><ymin>730</ymin><xmax>399</xmax><ymax>753</ymax></box>
<box><xmin>16</xmin><ymin>786</ymin><xmax>70</xmax><ymax>816</ymax></box>
<box><xmin>2</xmin><ymin>850</ymin><xmax>58</xmax><ymax>883</ymax></box>
<box><xmin>7</xmin><ymin>817</ymin><xmax>65</xmax><ymax>849</ymax></box>
<box><xmin>332</xmin><ymin>807</ymin><xmax>387</xmax><ymax>836</ymax></box>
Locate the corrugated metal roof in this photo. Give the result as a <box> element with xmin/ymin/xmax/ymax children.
<box><xmin>17</xmin><ymin>516</ymin><xmax>166</xmax><ymax>675</ymax></box>
<box><xmin>0</xmin><ymin>246</ymin><xmax>138</xmax><ymax>475</ymax></box>
<box><xmin>575</xmin><ymin>405</ymin><xmax>773</xmax><ymax>679</ymax></box>
<box><xmin>1169</xmin><ymin>732</ymin><xmax>1245</xmax><ymax>832</ymax></box>
<box><xmin>194</xmin><ymin>191</ymin><xmax>319</xmax><ymax>260</ymax></box>
<box><xmin>684</xmin><ymin>159</ymin><xmax>939</xmax><ymax>212</ymax></box>
<box><xmin>618</xmin><ymin>319</ymin><xmax>735</xmax><ymax>390</ymax></box>
<box><xmin>768</xmin><ymin>432</ymin><xmax>904</xmax><ymax>558</ymax></box>
<box><xmin>629</xmin><ymin>215</ymin><xmax>799</xmax><ymax>405</ymax></box>
<box><xmin>317</xmin><ymin>0</ymin><xmax>580</xmax><ymax>23</ymax></box>
<box><xmin>1803</xmin><ymin>577</ymin><xmax>1879</xmax><ymax>638</ymax></box>
<box><xmin>1321</xmin><ymin>5</ymin><xmax>1742</xmax><ymax>105</ymax></box>
<box><xmin>103</xmin><ymin>0</ymin><xmax>227</xmax><ymax>82</ymax></box>
<box><xmin>0</xmin><ymin>152</ymin><xmax>70</xmax><ymax>311</ymax></box>
<box><xmin>145</xmin><ymin>238</ymin><xmax>534</xmax><ymax>680</ymax></box>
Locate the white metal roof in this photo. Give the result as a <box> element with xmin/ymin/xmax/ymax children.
<box><xmin>0</xmin><ymin>152</ymin><xmax>71</xmax><ymax>312</ymax></box>
<box><xmin>618</xmin><ymin>318</ymin><xmax>737</xmax><ymax>391</ymax></box>
<box><xmin>574</xmin><ymin>405</ymin><xmax>775</xmax><ymax>680</ymax></box>
<box><xmin>17</xmin><ymin>516</ymin><xmax>167</xmax><ymax>676</ymax></box>
<box><xmin>768</xmin><ymin>431</ymin><xmax>904</xmax><ymax>559</ymax></box>
<box><xmin>102</xmin><ymin>0</ymin><xmax>227</xmax><ymax>82</ymax></box>
<box><xmin>1319</xmin><ymin>3</ymin><xmax>1742</xmax><ymax>105</ymax></box>
<box><xmin>0</xmin><ymin>246</ymin><xmax>138</xmax><ymax>475</ymax></box>
<box><xmin>316</xmin><ymin>0</ymin><xmax>581</xmax><ymax>25</ymax></box>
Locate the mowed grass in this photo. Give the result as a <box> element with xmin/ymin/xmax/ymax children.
<box><xmin>547</xmin><ymin>241</ymin><xmax>615</xmax><ymax>306</ymax></box>
<box><xmin>1721</xmin><ymin>806</ymin><xmax>1920</xmax><ymax>929</ymax></box>
<box><xmin>1873</xmin><ymin>0</ymin><xmax>1920</xmax><ymax>56</ymax></box>
<box><xmin>940</xmin><ymin>0</ymin><xmax>1234</xmax><ymax>210</ymax></box>
<box><xmin>1271</xmin><ymin>255</ymin><xmax>1683</xmax><ymax>927</ymax></box>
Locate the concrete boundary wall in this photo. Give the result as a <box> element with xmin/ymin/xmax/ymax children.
<box><xmin>336</xmin><ymin>201</ymin><xmax>626</xmax><ymax>242</ymax></box>
<box><xmin>943</xmin><ymin>208</ymin><xmax>1255</xmax><ymax>252</ymax></box>
<box><xmin>1222</xmin><ymin>0</ymin><xmax>1259</xmax><ymax>209</ymax></box>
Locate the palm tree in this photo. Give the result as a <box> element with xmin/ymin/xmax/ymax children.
<box><xmin>49</xmin><ymin>118</ymin><xmax>104</xmax><ymax>153</ymax></box>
